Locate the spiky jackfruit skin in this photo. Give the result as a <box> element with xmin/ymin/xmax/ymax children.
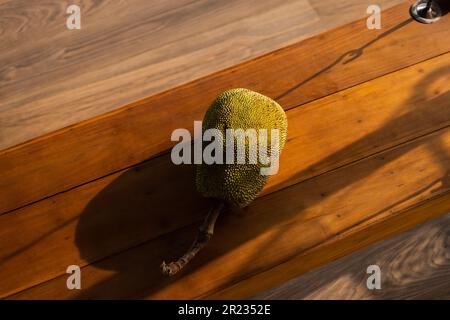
<box><xmin>196</xmin><ymin>88</ymin><xmax>287</xmax><ymax>208</ymax></box>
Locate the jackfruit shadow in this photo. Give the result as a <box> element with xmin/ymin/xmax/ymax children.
<box><xmin>74</xmin><ymin>65</ymin><xmax>449</xmax><ymax>299</ymax></box>
<box><xmin>73</xmin><ymin>144</ymin><xmax>214</xmax><ymax>299</ymax></box>
<box><xmin>275</xmin><ymin>18</ymin><xmax>413</xmax><ymax>102</ymax></box>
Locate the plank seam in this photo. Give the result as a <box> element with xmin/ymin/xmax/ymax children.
<box><xmin>0</xmin><ymin>2</ymin><xmax>408</xmax><ymax>154</ymax></box>
<box><xmin>2</xmin><ymin>51</ymin><xmax>448</xmax><ymax>217</ymax></box>
<box><xmin>198</xmin><ymin>190</ymin><xmax>450</xmax><ymax>299</ymax></box>
<box><xmin>5</xmin><ymin>124</ymin><xmax>450</xmax><ymax>298</ymax></box>
<box><xmin>1</xmin><ymin>2</ymin><xmax>448</xmax><ymax>216</ymax></box>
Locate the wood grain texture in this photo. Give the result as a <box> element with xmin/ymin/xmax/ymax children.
<box><xmin>1</xmin><ymin>53</ymin><xmax>448</xmax><ymax>298</ymax></box>
<box><xmin>254</xmin><ymin>212</ymin><xmax>450</xmax><ymax>300</ymax></box>
<box><xmin>8</xmin><ymin>125</ymin><xmax>450</xmax><ymax>299</ymax></box>
<box><xmin>1</xmin><ymin>2</ymin><xmax>449</xmax><ymax>215</ymax></box>
<box><xmin>210</xmin><ymin>193</ymin><xmax>450</xmax><ymax>299</ymax></box>
<box><xmin>0</xmin><ymin>0</ymin><xmax>404</xmax><ymax>150</ymax></box>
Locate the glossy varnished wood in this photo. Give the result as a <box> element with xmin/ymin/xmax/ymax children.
<box><xmin>1</xmin><ymin>53</ymin><xmax>448</xmax><ymax>298</ymax></box>
<box><xmin>0</xmin><ymin>0</ymin><xmax>403</xmax><ymax>150</ymax></box>
<box><xmin>2</xmin><ymin>2</ymin><xmax>449</xmax><ymax>215</ymax></box>
<box><xmin>9</xmin><ymin>127</ymin><xmax>450</xmax><ymax>299</ymax></box>
<box><xmin>1</xmin><ymin>2</ymin><xmax>449</xmax><ymax>300</ymax></box>
<box><xmin>254</xmin><ymin>213</ymin><xmax>450</xmax><ymax>300</ymax></box>
<box><xmin>212</xmin><ymin>194</ymin><xmax>450</xmax><ymax>299</ymax></box>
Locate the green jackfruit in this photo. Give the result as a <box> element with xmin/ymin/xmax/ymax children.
<box><xmin>196</xmin><ymin>88</ymin><xmax>287</xmax><ymax>207</ymax></box>
<box><xmin>161</xmin><ymin>88</ymin><xmax>287</xmax><ymax>276</ymax></box>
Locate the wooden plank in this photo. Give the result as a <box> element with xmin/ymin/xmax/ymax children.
<box><xmin>0</xmin><ymin>53</ymin><xmax>449</xmax><ymax>298</ymax></box>
<box><xmin>0</xmin><ymin>0</ymin><xmax>320</xmax><ymax>149</ymax></box>
<box><xmin>0</xmin><ymin>0</ymin><xmax>405</xmax><ymax>150</ymax></box>
<box><xmin>211</xmin><ymin>193</ymin><xmax>450</xmax><ymax>299</ymax></box>
<box><xmin>253</xmin><ymin>212</ymin><xmax>450</xmax><ymax>300</ymax></box>
<box><xmin>263</xmin><ymin>53</ymin><xmax>450</xmax><ymax>195</ymax></box>
<box><xmin>2</xmin><ymin>2</ymin><xmax>449</xmax><ymax>214</ymax></box>
<box><xmin>9</xmin><ymin>126</ymin><xmax>450</xmax><ymax>299</ymax></box>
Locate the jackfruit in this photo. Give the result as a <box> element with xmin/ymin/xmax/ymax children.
<box><xmin>196</xmin><ymin>88</ymin><xmax>287</xmax><ymax>207</ymax></box>
<box><xmin>161</xmin><ymin>88</ymin><xmax>287</xmax><ymax>276</ymax></box>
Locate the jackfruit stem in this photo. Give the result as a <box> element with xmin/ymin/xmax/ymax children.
<box><xmin>160</xmin><ymin>199</ymin><xmax>224</xmax><ymax>276</ymax></box>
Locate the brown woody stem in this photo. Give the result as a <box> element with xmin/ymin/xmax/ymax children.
<box><xmin>161</xmin><ymin>199</ymin><xmax>224</xmax><ymax>276</ymax></box>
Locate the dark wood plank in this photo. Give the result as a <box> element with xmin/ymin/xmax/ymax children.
<box><xmin>8</xmin><ymin>125</ymin><xmax>450</xmax><ymax>299</ymax></box>
<box><xmin>1</xmin><ymin>52</ymin><xmax>449</xmax><ymax>298</ymax></box>
<box><xmin>2</xmin><ymin>2</ymin><xmax>449</xmax><ymax>214</ymax></box>
<box><xmin>253</xmin><ymin>213</ymin><xmax>450</xmax><ymax>300</ymax></box>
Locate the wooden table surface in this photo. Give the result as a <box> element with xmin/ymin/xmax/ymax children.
<box><xmin>0</xmin><ymin>0</ymin><xmax>403</xmax><ymax>150</ymax></box>
<box><xmin>1</xmin><ymin>1</ymin><xmax>449</xmax><ymax>299</ymax></box>
<box><xmin>255</xmin><ymin>212</ymin><xmax>450</xmax><ymax>300</ymax></box>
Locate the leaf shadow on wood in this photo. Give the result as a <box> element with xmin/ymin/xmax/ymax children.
<box><xmin>73</xmin><ymin>58</ymin><xmax>450</xmax><ymax>299</ymax></box>
<box><xmin>275</xmin><ymin>18</ymin><xmax>413</xmax><ymax>102</ymax></box>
